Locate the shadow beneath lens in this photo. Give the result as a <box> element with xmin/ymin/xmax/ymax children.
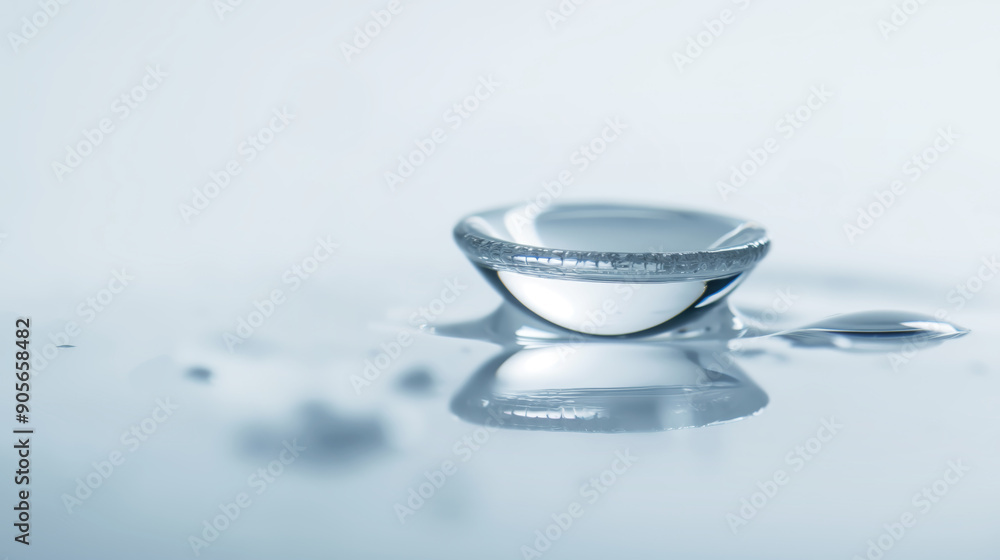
<box><xmin>431</xmin><ymin>301</ymin><xmax>746</xmax><ymax>346</ymax></box>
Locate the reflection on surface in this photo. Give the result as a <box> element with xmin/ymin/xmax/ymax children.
<box><xmin>451</xmin><ymin>344</ymin><xmax>767</xmax><ymax>433</ymax></box>
<box><xmin>435</xmin><ymin>302</ymin><xmax>972</xmax><ymax>434</ymax></box>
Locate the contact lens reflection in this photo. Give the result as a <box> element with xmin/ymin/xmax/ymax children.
<box><xmin>451</xmin><ymin>343</ymin><xmax>767</xmax><ymax>433</ymax></box>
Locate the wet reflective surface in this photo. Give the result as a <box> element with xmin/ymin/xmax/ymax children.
<box><xmin>436</xmin><ymin>302</ymin><xmax>967</xmax><ymax>433</ymax></box>
<box><xmin>7</xmin><ymin>265</ymin><xmax>996</xmax><ymax>560</ymax></box>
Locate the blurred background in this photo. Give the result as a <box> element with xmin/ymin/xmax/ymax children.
<box><xmin>2</xmin><ymin>1</ymin><xmax>998</xmax><ymax>558</ymax></box>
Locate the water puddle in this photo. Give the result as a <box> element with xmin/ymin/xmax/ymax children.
<box><xmin>438</xmin><ymin>203</ymin><xmax>971</xmax><ymax>432</ymax></box>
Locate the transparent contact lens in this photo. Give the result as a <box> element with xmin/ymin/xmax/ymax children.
<box><xmin>453</xmin><ymin>203</ymin><xmax>770</xmax><ymax>336</ymax></box>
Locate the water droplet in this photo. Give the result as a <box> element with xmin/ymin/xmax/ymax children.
<box><xmin>396</xmin><ymin>367</ymin><xmax>435</xmax><ymax>394</ymax></box>
<box><xmin>187</xmin><ymin>366</ymin><xmax>212</xmax><ymax>382</ymax></box>
<box><xmin>774</xmin><ymin>311</ymin><xmax>969</xmax><ymax>349</ymax></box>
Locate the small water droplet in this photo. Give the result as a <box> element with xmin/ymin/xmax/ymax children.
<box><xmin>396</xmin><ymin>367</ymin><xmax>435</xmax><ymax>394</ymax></box>
<box><xmin>187</xmin><ymin>366</ymin><xmax>212</xmax><ymax>382</ymax></box>
<box><xmin>776</xmin><ymin>311</ymin><xmax>969</xmax><ymax>349</ymax></box>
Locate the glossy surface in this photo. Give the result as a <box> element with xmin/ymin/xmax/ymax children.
<box><xmin>8</xmin><ymin>261</ymin><xmax>996</xmax><ymax>560</ymax></box>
